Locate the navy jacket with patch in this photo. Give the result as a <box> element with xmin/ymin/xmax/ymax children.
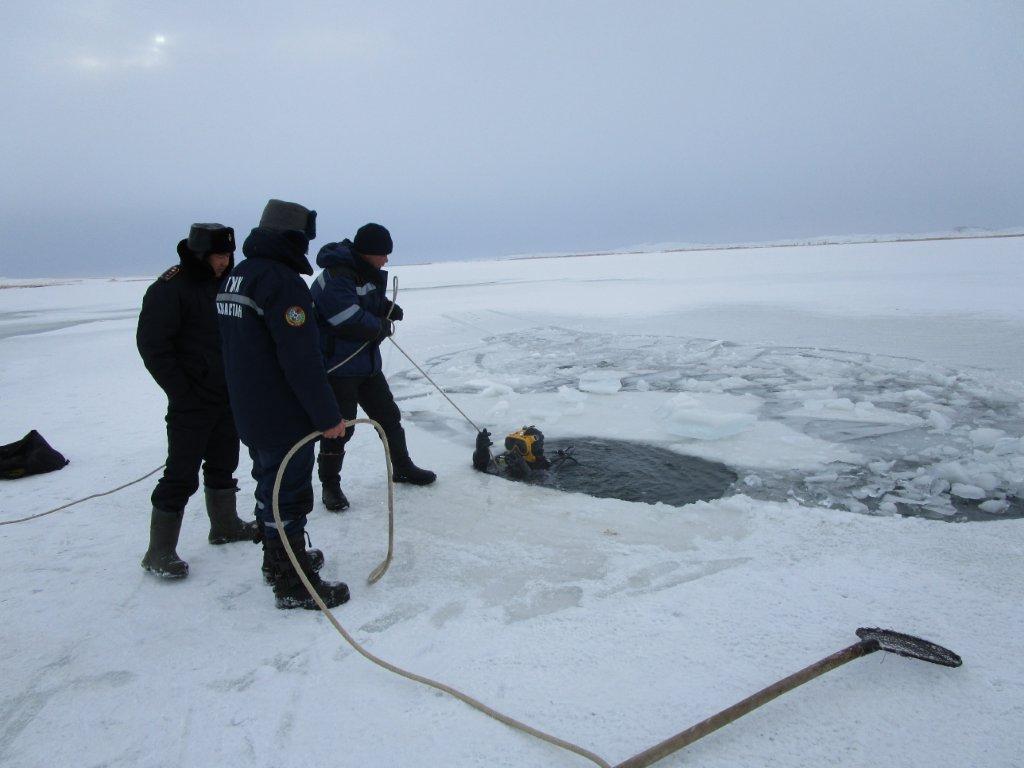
<box><xmin>310</xmin><ymin>240</ymin><xmax>393</xmax><ymax>377</ymax></box>
<box><xmin>217</xmin><ymin>228</ymin><xmax>341</xmax><ymax>447</ymax></box>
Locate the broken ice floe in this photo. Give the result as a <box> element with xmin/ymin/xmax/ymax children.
<box><xmin>394</xmin><ymin>327</ymin><xmax>1024</xmax><ymax>522</ymax></box>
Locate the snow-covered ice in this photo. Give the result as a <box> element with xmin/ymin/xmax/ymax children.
<box><xmin>1</xmin><ymin>236</ymin><xmax>1023</xmax><ymax>767</ymax></box>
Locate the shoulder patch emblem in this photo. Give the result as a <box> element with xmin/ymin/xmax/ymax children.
<box><xmin>284</xmin><ymin>306</ymin><xmax>307</xmax><ymax>327</ymax></box>
<box><xmin>159</xmin><ymin>265</ymin><xmax>181</xmax><ymax>281</ymax></box>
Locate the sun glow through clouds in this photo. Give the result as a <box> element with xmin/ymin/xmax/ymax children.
<box><xmin>72</xmin><ymin>32</ymin><xmax>170</xmax><ymax>71</ymax></box>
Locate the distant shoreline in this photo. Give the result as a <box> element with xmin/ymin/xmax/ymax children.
<box><xmin>3</xmin><ymin>229</ymin><xmax>1022</xmax><ymax>285</ymax></box>
<box><xmin>506</xmin><ymin>230</ymin><xmax>1024</xmax><ymax>261</ymax></box>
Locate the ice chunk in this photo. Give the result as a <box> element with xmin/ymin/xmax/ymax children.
<box><xmin>468</xmin><ymin>379</ymin><xmax>514</xmax><ymax>397</ymax></box>
<box><xmin>970</xmin><ymin>428</ymin><xmax>1006</xmax><ymax>448</ymax></box>
<box><xmin>784</xmin><ymin>398</ymin><xmax>923</xmax><ymax>425</ymax></box>
<box><xmin>578</xmin><ymin>370</ymin><xmax>626</xmax><ymax>394</ymax></box>
<box><xmin>661</xmin><ymin>393</ymin><xmax>757</xmax><ymax>440</ymax></box>
<box><xmin>979</xmin><ymin>499</ymin><xmax>1009</xmax><ymax>513</ymax></box>
<box><xmin>868</xmin><ymin>460</ymin><xmax>895</xmax><ymax>474</ymax></box>
<box><xmin>971</xmin><ymin>472</ymin><xmax>1000</xmax><ymax>492</ymax></box>
<box><xmin>878</xmin><ymin>499</ymin><xmax>899</xmax><ymax>515</ymax></box>
<box><xmin>743</xmin><ymin>474</ymin><xmax>763</xmax><ymax>488</ymax></box>
<box><xmin>951</xmin><ymin>483</ymin><xmax>986</xmax><ymax>500</ymax></box>
<box><xmin>933</xmin><ymin>461</ymin><xmax>973</xmax><ymax>485</ymax></box>
<box><xmin>898</xmin><ymin>389</ymin><xmax>934</xmax><ymax>402</ymax></box>
<box><xmin>635</xmin><ymin>379</ymin><xmax>651</xmax><ymax>392</ymax></box>
<box><xmin>681</xmin><ymin>376</ymin><xmax>750</xmax><ymax>392</ymax></box>
<box><xmin>557</xmin><ymin>385</ymin><xmax>588</xmax><ymax>403</ymax></box>
<box><xmin>993</xmin><ymin>438</ymin><xmax>1022</xmax><ymax>456</ymax></box>
<box><xmin>927</xmin><ymin>411</ymin><xmax>953</xmax><ymax>431</ymax></box>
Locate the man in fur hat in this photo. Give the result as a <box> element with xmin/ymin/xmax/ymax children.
<box><xmin>217</xmin><ymin>200</ymin><xmax>349</xmax><ymax>610</ymax></box>
<box><xmin>137</xmin><ymin>223</ymin><xmax>257</xmax><ymax>580</ymax></box>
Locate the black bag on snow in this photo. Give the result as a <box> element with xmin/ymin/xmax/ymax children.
<box><xmin>0</xmin><ymin>430</ymin><xmax>69</xmax><ymax>479</ymax></box>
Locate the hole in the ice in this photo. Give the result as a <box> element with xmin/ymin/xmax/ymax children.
<box><xmin>532</xmin><ymin>438</ymin><xmax>737</xmax><ymax>507</ymax></box>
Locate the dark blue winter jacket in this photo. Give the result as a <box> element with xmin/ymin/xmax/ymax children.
<box><xmin>217</xmin><ymin>228</ymin><xmax>341</xmax><ymax>447</ymax></box>
<box><xmin>310</xmin><ymin>240</ymin><xmax>394</xmax><ymax>377</ymax></box>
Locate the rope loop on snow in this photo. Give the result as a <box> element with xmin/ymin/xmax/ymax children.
<box><xmin>0</xmin><ymin>464</ymin><xmax>165</xmax><ymax>526</ymax></box>
<box><xmin>271</xmin><ymin>421</ymin><xmax>611</xmax><ymax>768</ymax></box>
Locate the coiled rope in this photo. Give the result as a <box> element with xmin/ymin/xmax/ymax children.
<box><xmin>271</xmin><ymin>423</ymin><xmax>611</xmax><ymax>768</ymax></box>
<box><xmin>2</xmin><ymin>274</ymin><xmax>613</xmax><ymax>766</ymax></box>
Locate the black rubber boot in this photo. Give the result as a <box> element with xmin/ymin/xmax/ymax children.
<box><xmin>392</xmin><ymin>457</ymin><xmax>436</xmax><ymax>486</ymax></box>
<box><xmin>266</xmin><ymin>532</ymin><xmax>350</xmax><ymax>610</ymax></box>
<box><xmin>205</xmin><ymin>486</ymin><xmax>259</xmax><ymax>544</ymax></box>
<box><xmin>141</xmin><ymin>507</ymin><xmax>189</xmax><ymax>579</ymax></box>
<box><xmin>318</xmin><ymin>451</ymin><xmax>350</xmax><ymax>512</ymax></box>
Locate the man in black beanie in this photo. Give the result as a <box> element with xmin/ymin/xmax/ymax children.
<box><xmin>310</xmin><ymin>222</ymin><xmax>436</xmax><ymax>512</ymax></box>
<box><xmin>217</xmin><ymin>199</ymin><xmax>350</xmax><ymax>610</ymax></box>
<box><xmin>137</xmin><ymin>223</ymin><xmax>257</xmax><ymax>579</ymax></box>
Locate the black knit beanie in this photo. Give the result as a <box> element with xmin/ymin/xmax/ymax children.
<box><xmin>352</xmin><ymin>223</ymin><xmax>393</xmax><ymax>256</ymax></box>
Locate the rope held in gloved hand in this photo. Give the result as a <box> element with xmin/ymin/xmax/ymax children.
<box><xmin>270</xmin><ymin>419</ymin><xmax>611</xmax><ymax>768</ymax></box>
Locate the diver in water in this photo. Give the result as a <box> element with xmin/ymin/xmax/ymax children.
<box><xmin>473</xmin><ymin>426</ymin><xmax>573</xmax><ymax>480</ymax></box>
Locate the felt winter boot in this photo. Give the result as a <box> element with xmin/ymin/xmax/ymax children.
<box><xmin>205</xmin><ymin>486</ymin><xmax>259</xmax><ymax>544</ymax></box>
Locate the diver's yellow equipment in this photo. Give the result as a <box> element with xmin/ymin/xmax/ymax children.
<box><xmin>504</xmin><ymin>426</ymin><xmax>546</xmax><ymax>464</ymax></box>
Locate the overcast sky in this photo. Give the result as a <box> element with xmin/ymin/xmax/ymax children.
<box><xmin>1</xmin><ymin>1</ymin><xmax>1022</xmax><ymax>277</ymax></box>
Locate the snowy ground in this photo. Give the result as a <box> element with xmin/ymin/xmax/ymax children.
<box><xmin>2</xmin><ymin>236</ymin><xmax>1022</xmax><ymax>767</ymax></box>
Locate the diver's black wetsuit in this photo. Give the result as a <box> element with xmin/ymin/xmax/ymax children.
<box><xmin>472</xmin><ymin>429</ymin><xmax>553</xmax><ymax>480</ymax></box>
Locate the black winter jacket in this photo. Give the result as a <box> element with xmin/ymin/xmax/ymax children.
<box><xmin>216</xmin><ymin>228</ymin><xmax>341</xmax><ymax>447</ymax></box>
<box><xmin>137</xmin><ymin>246</ymin><xmax>233</xmax><ymax>409</ymax></box>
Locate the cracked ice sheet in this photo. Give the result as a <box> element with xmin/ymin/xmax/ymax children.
<box><xmin>781</xmin><ymin>398</ymin><xmax>925</xmax><ymax>425</ymax></box>
<box><xmin>2</xmin><ymin>236</ymin><xmax>1023</xmax><ymax>768</ymax></box>
<box><xmin>410</xmin><ymin>389</ymin><xmax>859</xmax><ymax>472</ymax></box>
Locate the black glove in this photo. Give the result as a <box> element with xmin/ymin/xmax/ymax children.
<box><xmin>505</xmin><ymin>450</ymin><xmax>530</xmax><ymax>479</ymax></box>
<box><xmin>376</xmin><ymin>318</ymin><xmax>394</xmax><ymax>341</ymax></box>
<box><xmin>472</xmin><ymin>429</ymin><xmax>492</xmax><ymax>471</ymax></box>
<box><xmin>386</xmin><ymin>301</ymin><xmax>404</xmax><ymax>321</ymax></box>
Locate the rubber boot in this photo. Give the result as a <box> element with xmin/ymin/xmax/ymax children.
<box><xmin>392</xmin><ymin>457</ymin><xmax>437</xmax><ymax>486</ymax></box>
<box><xmin>386</xmin><ymin>427</ymin><xmax>436</xmax><ymax>485</ymax></box>
<box><xmin>141</xmin><ymin>507</ymin><xmax>189</xmax><ymax>579</ymax></box>
<box><xmin>318</xmin><ymin>451</ymin><xmax>349</xmax><ymax>512</ymax></box>
<box><xmin>266</xmin><ymin>532</ymin><xmax>349</xmax><ymax>610</ymax></box>
<box><xmin>205</xmin><ymin>486</ymin><xmax>259</xmax><ymax>544</ymax></box>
